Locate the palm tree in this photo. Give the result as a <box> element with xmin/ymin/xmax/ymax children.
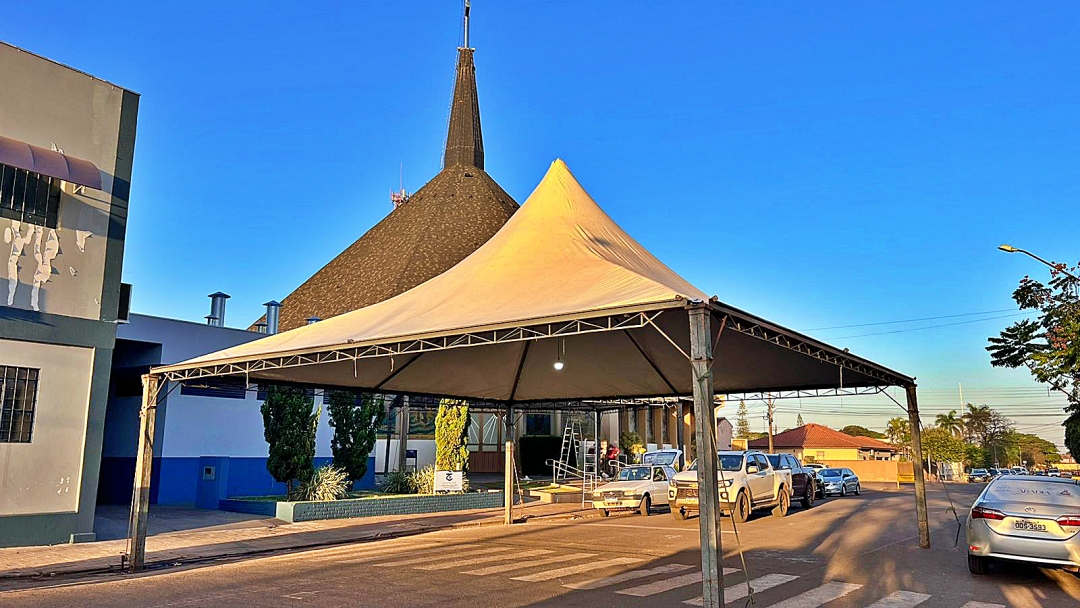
<box><xmin>886</xmin><ymin>417</ymin><xmax>910</xmax><ymax>446</ymax></box>
<box><xmin>935</xmin><ymin>410</ymin><xmax>963</xmax><ymax>438</ymax></box>
<box><xmin>962</xmin><ymin>404</ymin><xmax>993</xmax><ymax>444</ymax></box>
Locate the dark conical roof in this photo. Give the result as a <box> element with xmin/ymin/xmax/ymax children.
<box><xmin>254</xmin><ymin>47</ymin><xmax>518</xmax><ymax>332</ymax></box>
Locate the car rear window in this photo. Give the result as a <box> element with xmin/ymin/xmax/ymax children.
<box><xmin>985</xmin><ymin>479</ymin><xmax>1080</xmax><ymax>507</ymax></box>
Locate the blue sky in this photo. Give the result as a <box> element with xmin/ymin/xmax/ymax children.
<box><xmin>5</xmin><ymin>1</ymin><xmax>1077</xmax><ymax>447</ymax></box>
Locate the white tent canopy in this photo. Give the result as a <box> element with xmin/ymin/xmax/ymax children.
<box><xmin>155</xmin><ymin>160</ymin><xmax>911</xmax><ymax>401</ymax></box>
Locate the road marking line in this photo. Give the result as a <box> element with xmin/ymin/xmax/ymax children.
<box><xmin>321</xmin><ymin>542</ymin><xmax>457</xmax><ymax>561</ymax></box>
<box><xmin>372</xmin><ymin>546</ymin><xmax>514</xmax><ymax>568</ymax></box>
<box><xmin>415</xmin><ymin>549</ymin><xmax>553</xmax><ymax>570</ymax></box>
<box><xmin>865</xmin><ymin>590</ymin><xmax>932</xmax><ymax>608</ymax></box>
<box><xmin>684</xmin><ymin>573</ymin><xmax>801</xmax><ymax>606</ymax></box>
<box><xmin>511</xmin><ymin>557</ymin><xmax>643</xmax><ymax>582</ymax></box>
<box><xmin>462</xmin><ymin>552</ymin><xmax>596</xmax><ymax>576</ymax></box>
<box><xmin>332</xmin><ymin>544</ymin><xmax>477</xmax><ymax>565</ymax></box>
<box><xmin>959</xmin><ymin>603</ymin><xmax>1006</xmax><ymax>608</ymax></box>
<box><xmin>616</xmin><ymin>568</ymin><xmax>740</xmax><ymax>597</ymax></box>
<box><xmin>550</xmin><ymin>521</ymin><xmax>736</xmax><ymax>533</ymax></box>
<box><xmin>762</xmin><ymin>581</ymin><xmax>862</xmax><ymax>608</ymax></box>
<box><xmin>563</xmin><ymin>563</ymin><xmax>695</xmax><ymax>590</ymax></box>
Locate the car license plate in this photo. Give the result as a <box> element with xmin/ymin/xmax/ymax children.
<box><xmin>683</xmin><ymin>497</ymin><xmax>698</xmax><ymax>506</ymax></box>
<box><xmin>1013</xmin><ymin>519</ymin><xmax>1048</xmax><ymax>532</ymax></box>
<box><xmin>604</xmin><ymin>497</ymin><xmax>618</xmax><ymax>503</ymax></box>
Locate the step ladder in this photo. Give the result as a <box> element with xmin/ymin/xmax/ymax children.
<box><xmin>556</xmin><ymin>421</ymin><xmax>581</xmax><ymax>481</ymax></box>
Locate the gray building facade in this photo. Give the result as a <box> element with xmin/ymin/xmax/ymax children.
<box><xmin>0</xmin><ymin>42</ymin><xmax>139</xmax><ymax>546</ymax></box>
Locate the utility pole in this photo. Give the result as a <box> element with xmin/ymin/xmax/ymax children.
<box><xmin>766</xmin><ymin>395</ymin><xmax>775</xmax><ymax>453</ymax></box>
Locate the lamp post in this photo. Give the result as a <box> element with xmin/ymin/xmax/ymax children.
<box><xmin>998</xmin><ymin>244</ymin><xmax>1079</xmax><ymax>281</ymax></box>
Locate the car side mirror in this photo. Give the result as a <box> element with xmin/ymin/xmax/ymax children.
<box><xmin>746</xmin><ymin>465</ymin><xmax>759</xmax><ymax>474</ymax></box>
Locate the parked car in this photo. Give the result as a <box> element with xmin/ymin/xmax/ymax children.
<box><xmin>818</xmin><ymin>468</ymin><xmax>861</xmax><ymax>496</ymax></box>
<box><xmin>668</xmin><ymin>450</ymin><xmax>793</xmax><ymax>523</ymax></box>
<box><xmin>966</xmin><ymin>475</ymin><xmax>1080</xmax><ymax>575</ymax></box>
<box><xmin>988</xmin><ymin>468</ymin><xmax>1002</xmax><ymax>478</ymax></box>
<box><xmin>804</xmin><ymin>463</ymin><xmax>828</xmax><ymax>472</ymax></box>
<box><xmin>591</xmin><ymin>464</ymin><xmax>676</xmax><ymax>517</ymax></box>
<box><xmin>642</xmin><ymin>449</ymin><xmax>683</xmax><ymax>471</ymax></box>
<box><xmin>969</xmin><ymin>469</ymin><xmax>991</xmax><ymax>483</ymax></box>
<box><xmin>1048</xmin><ymin>468</ymin><xmax>1061</xmax><ymax>478</ymax></box>
<box><xmin>766</xmin><ymin>453</ymin><xmax>817</xmax><ymax>509</ymax></box>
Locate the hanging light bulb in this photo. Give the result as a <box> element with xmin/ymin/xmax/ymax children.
<box><xmin>553</xmin><ymin>338</ymin><xmax>565</xmax><ymax>371</ymax></box>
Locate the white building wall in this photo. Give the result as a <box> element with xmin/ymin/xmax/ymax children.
<box><xmin>0</xmin><ymin>339</ymin><xmax>94</xmax><ymax>515</ymax></box>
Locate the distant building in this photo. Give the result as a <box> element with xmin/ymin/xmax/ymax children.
<box><xmin>0</xmin><ymin>42</ymin><xmax>139</xmax><ymax>546</ymax></box>
<box><xmin>748</xmin><ymin>423</ymin><xmax>898</xmax><ymax>462</ymax></box>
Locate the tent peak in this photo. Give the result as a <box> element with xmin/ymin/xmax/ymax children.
<box><xmin>444</xmin><ymin>47</ymin><xmax>484</xmax><ymax>169</ymax></box>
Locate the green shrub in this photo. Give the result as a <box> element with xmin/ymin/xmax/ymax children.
<box><xmin>380</xmin><ymin>470</ymin><xmax>413</xmax><ymax>494</ymax></box>
<box><xmin>260</xmin><ymin>385</ymin><xmax>317</xmax><ymax>498</ymax></box>
<box><xmin>620</xmin><ymin>431</ymin><xmax>645</xmax><ymax>461</ymax></box>
<box><xmin>327</xmin><ymin>390</ymin><xmax>382</xmax><ymax>486</ymax></box>
<box><xmin>298</xmin><ymin>464</ymin><xmax>350</xmax><ymax>501</ymax></box>
<box><xmin>435</xmin><ymin>399</ymin><xmax>470</xmax><ymax>473</ymax></box>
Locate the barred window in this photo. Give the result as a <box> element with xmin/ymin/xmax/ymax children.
<box><xmin>0</xmin><ymin>164</ymin><xmax>62</xmax><ymax>229</ymax></box>
<box><xmin>1</xmin><ymin>366</ymin><xmax>39</xmax><ymax>443</ymax></box>
<box><xmin>180</xmin><ymin>377</ymin><xmax>247</xmax><ymax>399</ymax></box>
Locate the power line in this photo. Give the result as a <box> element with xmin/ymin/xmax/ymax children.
<box><xmin>807</xmin><ymin>308</ymin><xmax>1018</xmax><ymax>331</ymax></box>
<box><xmin>832</xmin><ymin>313</ymin><xmax>1028</xmax><ymax>340</ymax></box>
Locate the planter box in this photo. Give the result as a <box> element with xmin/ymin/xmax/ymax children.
<box><xmin>220</xmin><ymin>491</ymin><xmax>505</xmax><ymax>523</ymax></box>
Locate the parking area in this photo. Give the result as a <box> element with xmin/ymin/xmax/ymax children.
<box><xmin>5</xmin><ymin>484</ymin><xmax>1079</xmax><ymax>607</ymax></box>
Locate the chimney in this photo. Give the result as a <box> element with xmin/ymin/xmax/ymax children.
<box><xmin>306</xmin><ymin>316</ymin><xmax>322</xmax><ymax>325</ymax></box>
<box><xmin>207</xmin><ymin>292</ymin><xmax>230</xmax><ymax>327</ymax></box>
<box><xmin>264</xmin><ymin>300</ymin><xmax>282</xmax><ymax>334</ymax></box>
<box><xmin>253</xmin><ymin>321</ymin><xmax>268</xmax><ymax>334</ymax></box>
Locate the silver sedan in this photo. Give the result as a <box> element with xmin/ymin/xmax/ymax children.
<box><xmin>967</xmin><ymin>476</ymin><xmax>1080</xmax><ymax>574</ymax></box>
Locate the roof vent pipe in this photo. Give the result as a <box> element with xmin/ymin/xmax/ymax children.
<box><xmin>264</xmin><ymin>300</ymin><xmax>282</xmax><ymax>335</ymax></box>
<box><xmin>207</xmin><ymin>292</ymin><xmax>230</xmax><ymax>327</ymax></box>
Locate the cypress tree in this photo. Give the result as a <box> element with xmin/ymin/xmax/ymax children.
<box><xmin>260</xmin><ymin>385</ymin><xmax>316</xmax><ymax>498</ymax></box>
<box><xmin>327</xmin><ymin>390</ymin><xmax>383</xmax><ymax>486</ymax></box>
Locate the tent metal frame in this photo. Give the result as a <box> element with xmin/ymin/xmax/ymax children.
<box><xmin>126</xmin><ymin>300</ymin><xmax>931</xmax><ymax>608</ymax></box>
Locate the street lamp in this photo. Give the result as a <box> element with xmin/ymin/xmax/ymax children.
<box><xmin>998</xmin><ymin>244</ymin><xmax>1079</xmax><ymax>281</ymax></box>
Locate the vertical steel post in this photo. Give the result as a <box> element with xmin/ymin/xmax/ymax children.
<box><xmin>504</xmin><ymin>403</ymin><xmax>515</xmax><ymax>525</ymax></box>
<box><xmin>676</xmin><ymin>401</ymin><xmax>686</xmax><ymax>469</ymax></box>
<box><xmin>689</xmin><ymin>305</ymin><xmax>723</xmax><ymax>606</ymax></box>
<box><xmin>127</xmin><ymin>373</ymin><xmax>161</xmax><ymax>572</ymax></box>
<box><xmin>397</xmin><ymin>395</ymin><xmax>410</xmax><ymax>471</ymax></box>
<box><xmin>906</xmin><ymin>384</ymin><xmax>931</xmax><ymax>549</ymax></box>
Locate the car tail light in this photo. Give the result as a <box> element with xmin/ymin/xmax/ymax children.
<box><xmin>1056</xmin><ymin>515</ymin><xmax>1080</xmax><ymax>527</ymax></box>
<box><xmin>971</xmin><ymin>506</ymin><xmax>1006</xmax><ymax>520</ymax></box>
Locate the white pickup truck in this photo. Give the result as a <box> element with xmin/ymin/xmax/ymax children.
<box><xmin>667</xmin><ymin>450</ymin><xmax>793</xmax><ymax>523</ymax></box>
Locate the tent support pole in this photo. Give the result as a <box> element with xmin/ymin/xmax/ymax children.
<box><xmin>504</xmin><ymin>403</ymin><xmax>515</xmax><ymax>525</ymax></box>
<box><xmin>397</xmin><ymin>395</ymin><xmax>410</xmax><ymax>471</ymax></box>
<box><xmin>906</xmin><ymin>385</ymin><xmax>931</xmax><ymax>549</ymax></box>
<box><xmin>127</xmin><ymin>373</ymin><xmax>161</xmax><ymax>572</ymax></box>
<box><xmin>689</xmin><ymin>304</ymin><xmax>723</xmax><ymax>606</ymax></box>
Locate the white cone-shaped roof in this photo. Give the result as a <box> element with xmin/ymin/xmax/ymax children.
<box><xmin>174</xmin><ymin>159</ymin><xmax>708</xmax><ymax>368</ymax></box>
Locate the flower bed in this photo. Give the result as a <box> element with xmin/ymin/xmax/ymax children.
<box><xmin>220</xmin><ymin>491</ymin><xmax>505</xmax><ymax>523</ymax></box>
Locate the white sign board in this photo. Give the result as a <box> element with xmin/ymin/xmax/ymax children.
<box><xmin>434</xmin><ymin>470</ymin><xmax>464</xmax><ymax>492</ymax></box>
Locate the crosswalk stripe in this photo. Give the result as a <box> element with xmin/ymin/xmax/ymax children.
<box><xmin>959</xmin><ymin>603</ymin><xmax>1006</xmax><ymax>608</ymax></box>
<box><xmin>373</xmin><ymin>546</ymin><xmax>515</xmax><ymax>568</ymax></box>
<box><xmin>763</xmin><ymin>581</ymin><xmax>862</xmax><ymax>608</ymax></box>
<box><xmin>616</xmin><ymin>568</ymin><xmax>741</xmax><ymax>597</ymax></box>
<box><xmin>684</xmin><ymin>573</ymin><xmax>801</xmax><ymax>606</ymax></box>
<box><xmin>414</xmin><ymin>549</ymin><xmax>553</xmax><ymax>571</ymax></box>
<box><xmin>334</xmin><ymin>543</ymin><xmax>476</xmax><ymax>564</ymax></box>
<box><xmin>563</xmin><ymin>563</ymin><xmax>695</xmax><ymax>590</ymax></box>
<box><xmin>865</xmin><ymin>590</ymin><xmax>932</xmax><ymax>608</ymax></box>
<box><xmin>462</xmin><ymin>552</ymin><xmax>596</xmax><ymax>576</ymax></box>
<box><xmin>511</xmin><ymin>557</ymin><xmax>643</xmax><ymax>582</ymax></box>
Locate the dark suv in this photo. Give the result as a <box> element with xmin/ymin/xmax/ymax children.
<box><xmin>766</xmin><ymin>453</ymin><xmax>817</xmax><ymax>509</ymax></box>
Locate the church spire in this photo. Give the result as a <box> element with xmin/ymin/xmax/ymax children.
<box><xmin>443</xmin><ymin>1</ymin><xmax>484</xmax><ymax>169</ymax></box>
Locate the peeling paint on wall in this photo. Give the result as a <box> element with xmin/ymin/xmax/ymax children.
<box><xmin>4</xmin><ymin>220</ymin><xmax>33</xmax><ymax>306</ymax></box>
<box><xmin>75</xmin><ymin>230</ymin><xmax>91</xmax><ymax>252</ymax></box>
<box><xmin>31</xmin><ymin>226</ymin><xmax>59</xmax><ymax>312</ymax></box>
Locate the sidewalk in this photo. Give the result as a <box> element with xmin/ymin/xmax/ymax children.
<box><xmin>0</xmin><ymin>501</ymin><xmax>596</xmax><ymax>584</ymax></box>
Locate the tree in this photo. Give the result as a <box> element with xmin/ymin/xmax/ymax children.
<box><xmin>260</xmin><ymin>385</ymin><xmax>317</xmax><ymax>498</ymax></box>
<box><xmin>963</xmin><ymin>443</ymin><xmax>988</xmax><ymax>469</ymax></box>
<box><xmin>735</xmin><ymin>400</ymin><xmax>752</xmax><ymax>438</ymax></box>
<box><xmin>885</xmin><ymin>417</ymin><xmax>911</xmax><ymax>447</ymax></box>
<box><xmin>842</xmin><ymin>425</ymin><xmax>886</xmax><ymax>439</ymax></box>
<box><xmin>326</xmin><ymin>390</ymin><xmax>382</xmax><ymax>487</ymax></box>
<box><xmin>434</xmin><ymin>399</ymin><xmax>471</xmax><ymax>473</ymax></box>
<box><xmin>988</xmin><ymin>260</ymin><xmax>1080</xmax><ymax>457</ymax></box>
<box><xmin>962</xmin><ymin>404</ymin><xmax>993</xmax><ymax>445</ymax></box>
<box><xmin>934</xmin><ymin>410</ymin><xmax>963</xmax><ymax>438</ymax></box>
<box><xmin>1013</xmin><ymin>432</ymin><xmax>1061</xmax><ymax>467</ymax></box>
<box><xmin>796</xmin><ymin>413</ymin><xmax>805</xmax><ymax>427</ymax></box>
<box><xmin>922</xmin><ymin>427</ymin><xmax>966</xmax><ymax>464</ymax></box>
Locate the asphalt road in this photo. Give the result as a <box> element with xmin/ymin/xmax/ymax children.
<box><xmin>4</xmin><ymin>485</ymin><xmax>1080</xmax><ymax>607</ymax></box>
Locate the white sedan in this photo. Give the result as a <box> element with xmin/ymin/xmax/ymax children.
<box><xmin>592</xmin><ymin>465</ymin><xmax>676</xmax><ymax>516</ymax></box>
